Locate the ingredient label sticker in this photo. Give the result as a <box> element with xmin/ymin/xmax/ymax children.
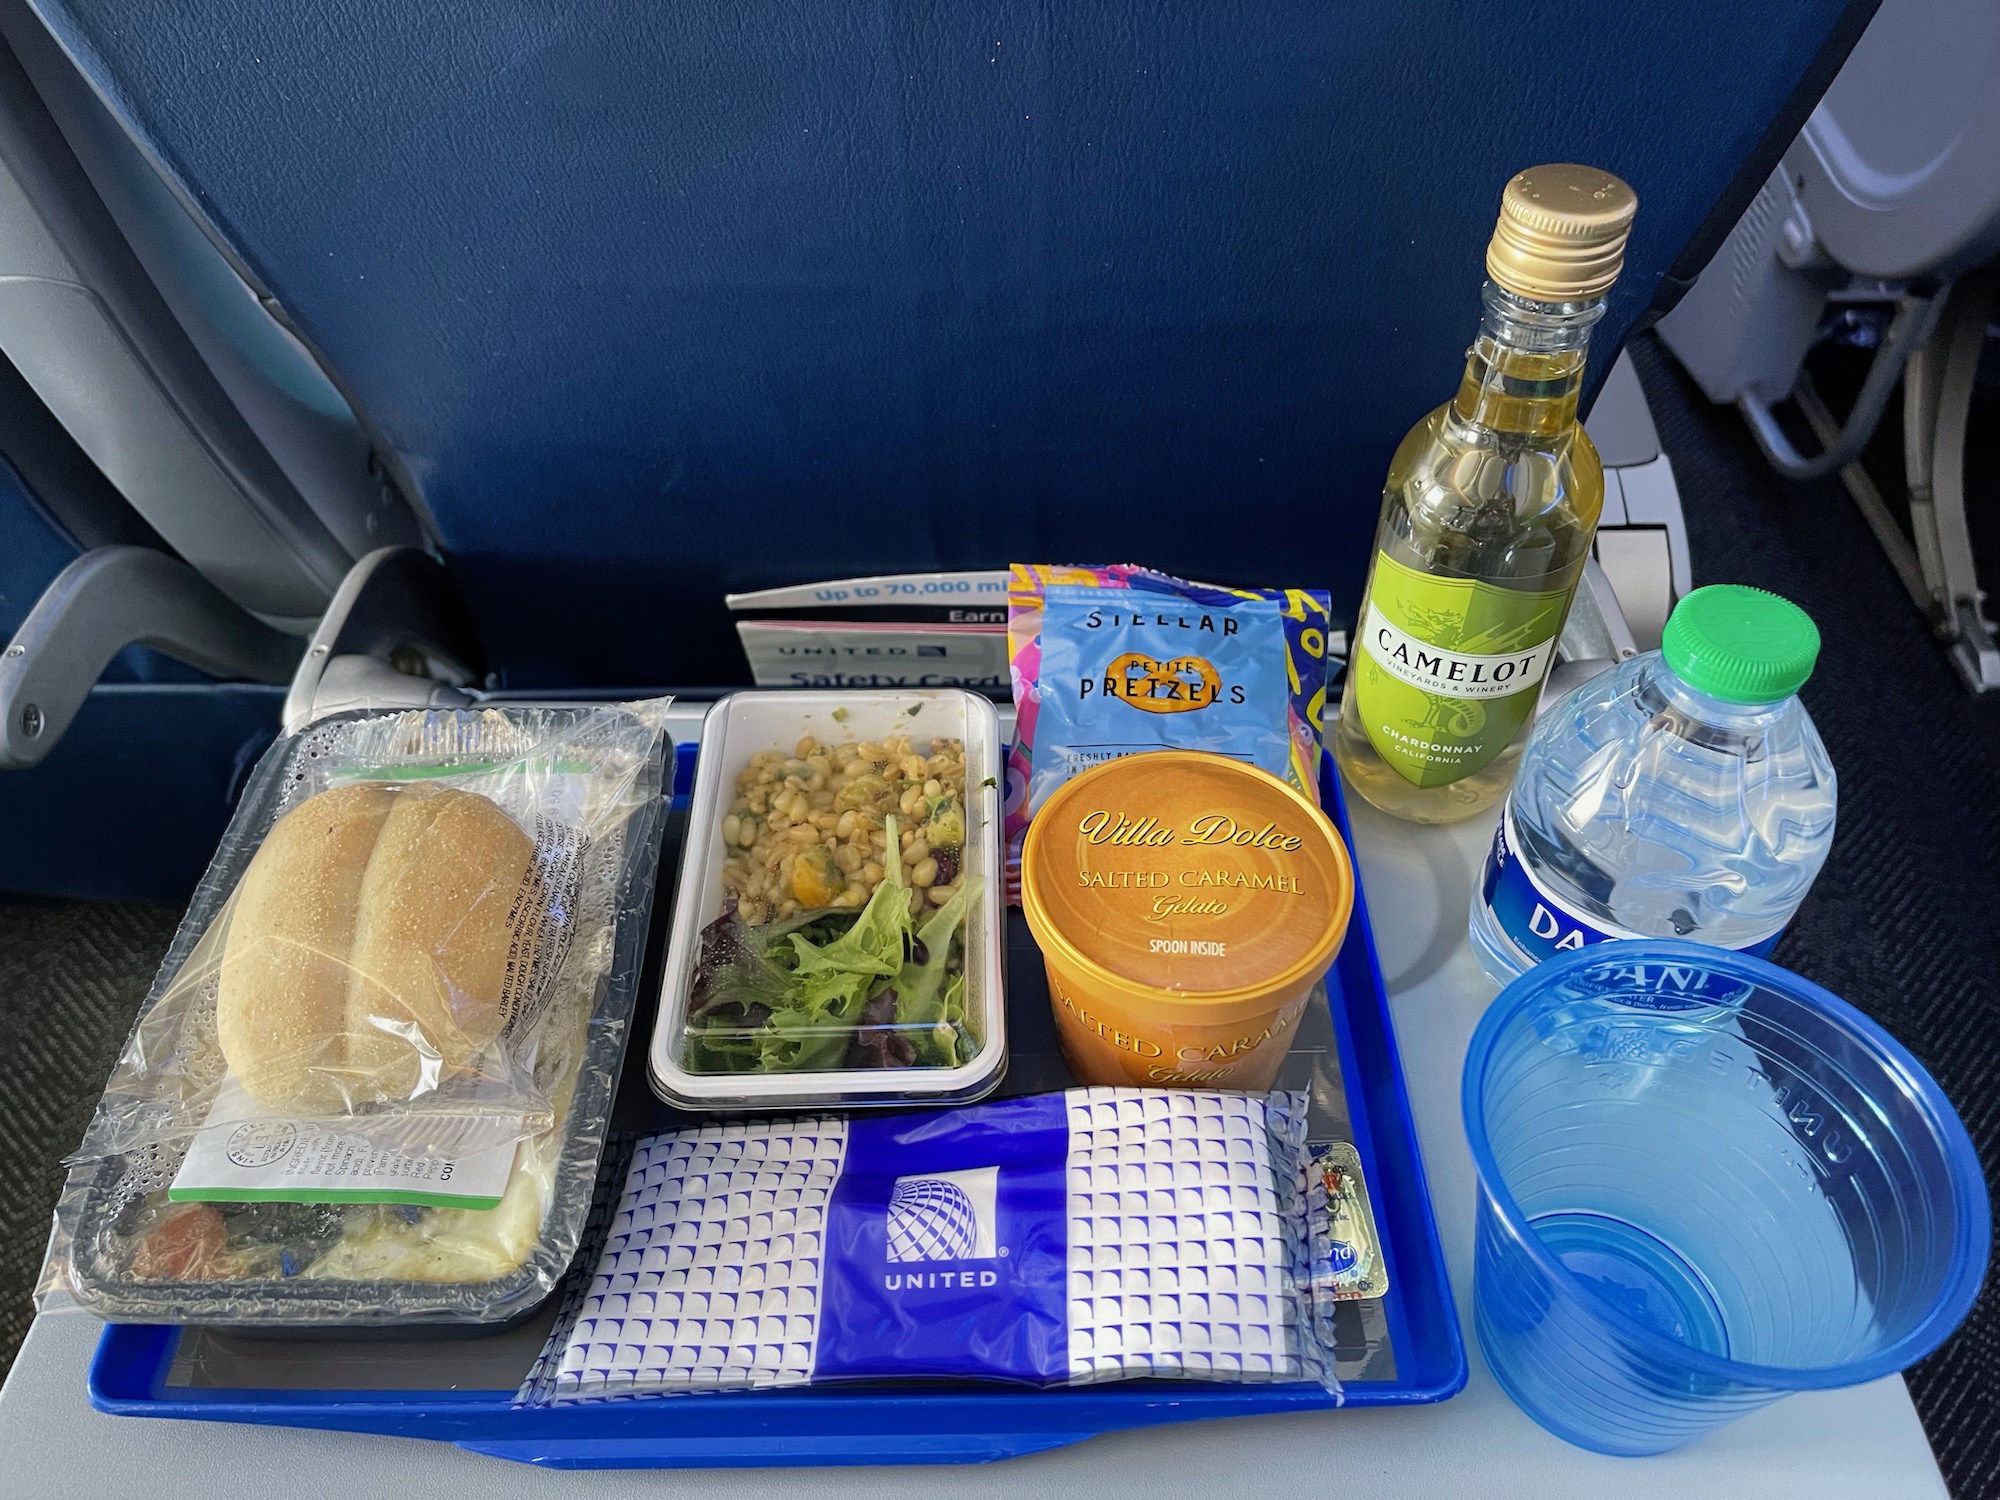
<box><xmin>1306</xmin><ymin>1141</ymin><xmax>1388</xmax><ymax>1300</ymax></box>
<box><xmin>170</xmin><ymin>1076</ymin><xmax>519</xmax><ymax>1210</ymax></box>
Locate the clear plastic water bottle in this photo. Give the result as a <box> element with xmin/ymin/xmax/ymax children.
<box><xmin>1470</xmin><ymin>585</ymin><xmax>1836</xmax><ymax>985</ymax></box>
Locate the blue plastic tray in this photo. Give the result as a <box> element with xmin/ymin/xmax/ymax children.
<box><xmin>89</xmin><ymin>738</ymin><xmax>1465</xmax><ymax>1466</ymax></box>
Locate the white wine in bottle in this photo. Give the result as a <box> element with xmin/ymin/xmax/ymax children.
<box><xmin>1335</xmin><ymin>164</ymin><xmax>1637</xmax><ymax>824</ymax></box>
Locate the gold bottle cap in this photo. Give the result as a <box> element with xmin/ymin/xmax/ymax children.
<box><xmin>1484</xmin><ymin>164</ymin><xmax>1638</xmax><ymax>302</ymax></box>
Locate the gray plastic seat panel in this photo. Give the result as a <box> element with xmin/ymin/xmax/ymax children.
<box><xmin>1794</xmin><ymin>0</ymin><xmax>2000</xmax><ymax>279</ymax></box>
<box><xmin>0</xmin><ymin>278</ymin><xmax>316</xmax><ymax>617</ymax></box>
<box><xmin>0</xmin><ymin>30</ymin><xmax>353</xmax><ymax>625</ymax></box>
<box><xmin>0</xmin><ymin>0</ymin><xmax>423</xmax><ymax>564</ymax></box>
<box><xmin>1584</xmin><ymin>350</ymin><xmax>1663</xmax><ymax>470</ymax></box>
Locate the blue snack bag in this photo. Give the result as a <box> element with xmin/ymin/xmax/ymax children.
<box><xmin>1004</xmin><ymin>565</ymin><xmax>1332</xmax><ymax>897</ymax></box>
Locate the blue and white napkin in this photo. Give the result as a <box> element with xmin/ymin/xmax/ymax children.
<box><xmin>532</xmin><ymin>1088</ymin><xmax>1337</xmax><ymax>1401</ymax></box>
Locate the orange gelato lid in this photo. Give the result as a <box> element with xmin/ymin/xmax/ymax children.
<box><xmin>1020</xmin><ymin>751</ymin><xmax>1353</xmax><ymax>1018</ymax></box>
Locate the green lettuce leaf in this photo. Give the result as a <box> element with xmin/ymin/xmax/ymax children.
<box><xmin>736</xmin><ymin>815</ymin><xmax>910</xmax><ymax>1068</ymax></box>
<box><xmin>684</xmin><ymin>814</ymin><xmax>980</xmax><ymax>1074</ymax></box>
<box><xmin>896</xmin><ymin>877</ymin><xmax>979</xmax><ymax>1067</ymax></box>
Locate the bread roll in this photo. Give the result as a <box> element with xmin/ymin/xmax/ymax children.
<box><xmin>345</xmin><ymin>785</ymin><xmax>538</xmax><ymax>1102</ymax></box>
<box><xmin>218</xmin><ymin>783</ymin><xmax>538</xmax><ymax>1113</ymax></box>
<box><xmin>217</xmin><ymin>783</ymin><xmax>394</xmax><ymax>1113</ymax></box>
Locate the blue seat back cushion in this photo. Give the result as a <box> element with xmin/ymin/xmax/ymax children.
<box><xmin>0</xmin><ymin>682</ymin><xmax>280</xmax><ymax>900</ymax></box>
<box><xmin>0</xmin><ymin>456</ymin><xmax>74</xmax><ymax>635</ymax></box>
<box><xmin>36</xmin><ymin>0</ymin><xmax>1860</xmax><ymax>685</ymax></box>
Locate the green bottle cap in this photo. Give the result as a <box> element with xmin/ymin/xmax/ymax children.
<box><xmin>1661</xmin><ymin>585</ymin><xmax>1820</xmax><ymax>703</ymax></box>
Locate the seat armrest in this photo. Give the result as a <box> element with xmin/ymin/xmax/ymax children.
<box><xmin>0</xmin><ymin>545</ymin><xmax>301</xmax><ymax>768</ymax></box>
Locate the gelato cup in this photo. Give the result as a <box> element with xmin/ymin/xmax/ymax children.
<box><xmin>1020</xmin><ymin>751</ymin><xmax>1353</xmax><ymax>1089</ymax></box>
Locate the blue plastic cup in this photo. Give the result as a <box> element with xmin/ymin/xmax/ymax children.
<box><xmin>1463</xmin><ymin>941</ymin><xmax>1989</xmax><ymax>1456</ymax></box>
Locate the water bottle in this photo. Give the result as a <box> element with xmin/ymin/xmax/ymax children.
<box><xmin>1470</xmin><ymin>585</ymin><xmax>1836</xmax><ymax>985</ymax></box>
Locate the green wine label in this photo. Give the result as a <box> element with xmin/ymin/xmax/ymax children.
<box><xmin>1351</xmin><ymin>551</ymin><xmax>1572</xmax><ymax>787</ymax></box>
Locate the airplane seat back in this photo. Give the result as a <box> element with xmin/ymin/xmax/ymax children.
<box><xmin>16</xmin><ymin>0</ymin><xmax>1878</xmax><ymax>688</ymax></box>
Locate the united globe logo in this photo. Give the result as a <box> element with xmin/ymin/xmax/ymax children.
<box><xmin>886</xmin><ymin>1178</ymin><xmax>978</xmax><ymax>1262</ymax></box>
<box><xmin>883</xmin><ymin>1166</ymin><xmax>999</xmax><ymax>1264</ymax></box>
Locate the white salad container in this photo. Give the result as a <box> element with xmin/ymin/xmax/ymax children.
<box><xmin>650</xmin><ymin>689</ymin><xmax>1006</xmax><ymax>1109</ymax></box>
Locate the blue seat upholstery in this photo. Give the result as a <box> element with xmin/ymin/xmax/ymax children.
<box><xmin>0</xmin><ymin>460</ymin><xmax>71</xmax><ymax>635</ymax></box>
<box><xmin>33</xmin><ymin>0</ymin><xmax>1868</xmax><ymax>687</ymax></box>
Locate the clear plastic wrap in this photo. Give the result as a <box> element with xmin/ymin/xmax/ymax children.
<box><xmin>524</xmin><ymin>1088</ymin><xmax>1343</xmax><ymax>1402</ymax></box>
<box><xmin>38</xmin><ymin>698</ymin><xmax>671</xmax><ymax>1325</ymax></box>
